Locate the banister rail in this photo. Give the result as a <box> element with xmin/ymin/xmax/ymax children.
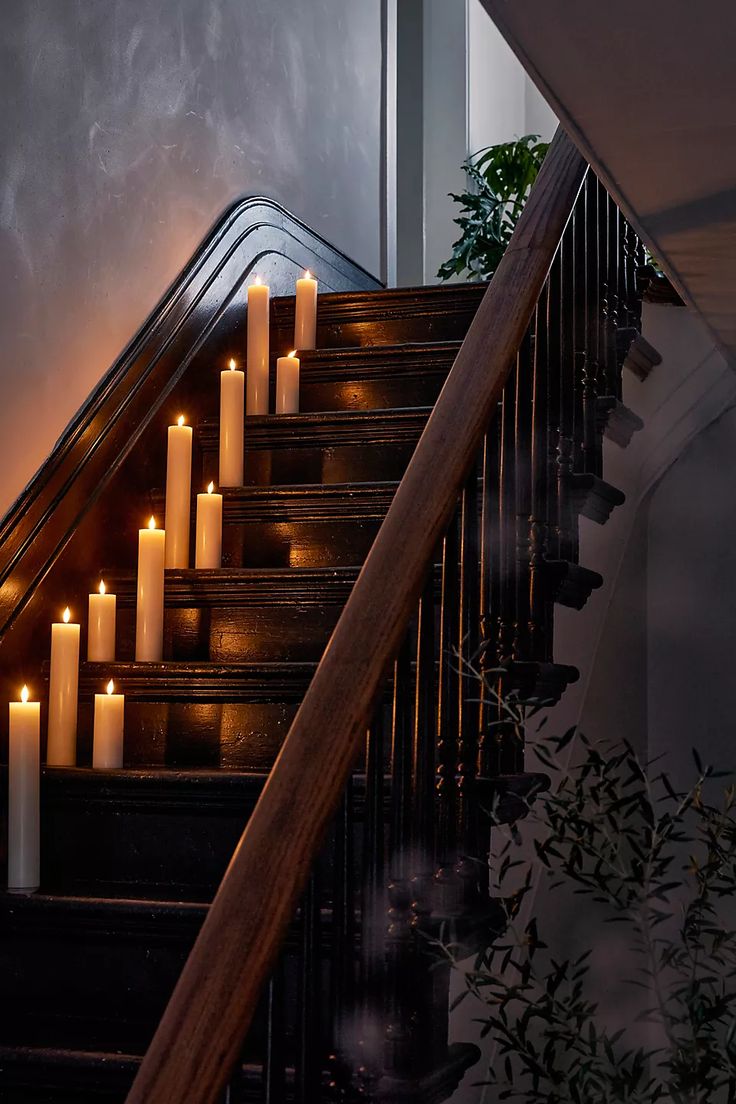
<box><xmin>125</xmin><ymin>127</ymin><xmax>587</xmax><ymax>1104</ymax></box>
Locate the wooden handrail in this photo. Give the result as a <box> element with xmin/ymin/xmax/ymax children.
<box><xmin>125</xmin><ymin>127</ymin><xmax>586</xmax><ymax>1104</ymax></box>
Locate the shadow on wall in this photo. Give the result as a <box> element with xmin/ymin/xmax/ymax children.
<box><xmin>0</xmin><ymin>0</ymin><xmax>381</xmax><ymax>517</ymax></box>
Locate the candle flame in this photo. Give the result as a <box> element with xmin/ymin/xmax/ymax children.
<box><xmin>304</xmin><ymin>269</ymin><xmax>312</xmax><ymax>279</ymax></box>
<box><xmin>177</xmin><ymin>414</ymin><xmax>185</xmax><ymax>427</ymax></box>
<box><xmin>20</xmin><ymin>685</ymin><xmax>29</xmax><ymax>704</ymax></box>
<box><xmin>107</xmin><ymin>679</ymin><xmax>115</xmax><ymax>695</ymax></box>
<box><xmin>63</xmin><ymin>607</ymin><xmax>71</xmax><ymax>624</ymax></box>
<box><xmin>148</xmin><ymin>516</ymin><xmax>156</xmax><ymax>530</ymax></box>
<box><xmin>228</xmin><ymin>357</ymin><xmax>237</xmax><ymax>370</ymax></box>
<box><xmin>254</xmin><ymin>274</ymin><xmax>262</xmax><ymax>286</ymax></box>
<box><xmin>99</xmin><ymin>579</ymin><xmax>106</xmax><ymax>596</ymax></box>
<box><xmin>288</xmin><ymin>350</ymin><xmax>297</xmax><ymax>358</ymax></box>
<box><xmin>207</xmin><ymin>481</ymin><xmax>215</xmax><ymax>494</ymax></box>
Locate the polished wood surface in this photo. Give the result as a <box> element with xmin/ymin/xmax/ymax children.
<box><xmin>0</xmin><ymin>198</ymin><xmax>379</xmax><ymax>723</ymax></box>
<box><xmin>125</xmin><ymin>128</ymin><xmax>587</xmax><ymax>1104</ymax></box>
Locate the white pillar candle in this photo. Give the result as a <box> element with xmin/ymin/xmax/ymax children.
<box><xmin>136</xmin><ymin>517</ymin><xmax>166</xmax><ymax>662</ymax></box>
<box><xmin>294</xmin><ymin>270</ymin><xmax>318</xmax><ymax>350</ymax></box>
<box><xmin>219</xmin><ymin>358</ymin><xmax>245</xmax><ymax>487</ymax></box>
<box><xmin>88</xmin><ymin>579</ymin><xmax>116</xmax><ymax>662</ymax></box>
<box><xmin>8</xmin><ymin>686</ymin><xmax>40</xmax><ymax>893</ymax></box>
<box><xmin>246</xmin><ymin>275</ymin><xmax>270</xmax><ymax>415</ymax></box>
<box><xmin>164</xmin><ymin>415</ymin><xmax>193</xmax><ymax>569</ymax></box>
<box><xmin>47</xmin><ymin>606</ymin><xmax>80</xmax><ymax>766</ymax></box>
<box><xmin>195</xmin><ymin>483</ymin><xmax>223</xmax><ymax>569</ymax></box>
<box><xmin>93</xmin><ymin>680</ymin><xmax>125</xmax><ymax>769</ymax></box>
<box><xmin>276</xmin><ymin>351</ymin><xmax>301</xmax><ymax>414</ymax></box>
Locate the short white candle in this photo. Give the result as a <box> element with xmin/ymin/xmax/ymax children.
<box><xmin>93</xmin><ymin>679</ymin><xmax>125</xmax><ymax>769</ymax></box>
<box><xmin>294</xmin><ymin>269</ymin><xmax>318</xmax><ymax>350</ymax></box>
<box><xmin>246</xmin><ymin>275</ymin><xmax>270</xmax><ymax>415</ymax></box>
<box><xmin>164</xmin><ymin>415</ymin><xmax>193</xmax><ymax>569</ymax></box>
<box><xmin>47</xmin><ymin>606</ymin><xmax>80</xmax><ymax>766</ymax></box>
<box><xmin>219</xmin><ymin>358</ymin><xmax>245</xmax><ymax>487</ymax></box>
<box><xmin>195</xmin><ymin>482</ymin><xmax>223</xmax><ymax>569</ymax></box>
<box><xmin>276</xmin><ymin>351</ymin><xmax>301</xmax><ymax>415</ymax></box>
<box><xmin>8</xmin><ymin>686</ymin><xmax>40</xmax><ymax>893</ymax></box>
<box><xmin>136</xmin><ymin>516</ymin><xmax>166</xmax><ymax>662</ymax></box>
<box><xmin>88</xmin><ymin>579</ymin><xmax>116</xmax><ymax>662</ymax></box>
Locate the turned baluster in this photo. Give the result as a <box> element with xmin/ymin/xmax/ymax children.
<box><xmin>582</xmin><ymin>173</ymin><xmax>602</xmax><ymax>477</ymax></box>
<box><xmin>479</xmin><ymin>420</ymin><xmax>502</xmax><ymax>779</ymax></box>
<box><xmin>384</xmin><ymin>634</ymin><xmax>419</xmax><ymax>1078</ymax></box>
<box><xmin>434</xmin><ymin>511</ymin><xmax>464</xmax><ymax>916</ymax></box>
<box><xmin>456</xmin><ymin>461</ymin><xmax>483</xmax><ymax>901</ymax></box>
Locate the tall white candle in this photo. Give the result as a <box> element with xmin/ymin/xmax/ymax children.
<box><xmin>195</xmin><ymin>483</ymin><xmax>223</xmax><ymax>569</ymax></box>
<box><xmin>47</xmin><ymin>606</ymin><xmax>80</xmax><ymax>766</ymax></box>
<box><xmin>276</xmin><ymin>351</ymin><xmax>301</xmax><ymax>414</ymax></box>
<box><xmin>93</xmin><ymin>680</ymin><xmax>125</xmax><ymax>769</ymax></box>
<box><xmin>219</xmin><ymin>358</ymin><xmax>245</xmax><ymax>487</ymax></box>
<box><xmin>164</xmin><ymin>415</ymin><xmax>193</xmax><ymax>569</ymax></box>
<box><xmin>88</xmin><ymin>579</ymin><xmax>116</xmax><ymax>662</ymax></box>
<box><xmin>8</xmin><ymin>686</ymin><xmax>40</xmax><ymax>893</ymax></box>
<box><xmin>136</xmin><ymin>517</ymin><xmax>166</xmax><ymax>662</ymax></box>
<box><xmin>294</xmin><ymin>270</ymin><xmax>318</xmax><ymax>350</ymax></box>
<box><xmin>246</xmin><ymin>275</ymin><xmax>270</xmax><ymax>415</ymax></box>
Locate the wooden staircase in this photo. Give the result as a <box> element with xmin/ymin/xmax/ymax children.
<box><xmin>0</xmin><ymin>138</ymin><xmax>658</xmax><ymax>1102</ymax></box>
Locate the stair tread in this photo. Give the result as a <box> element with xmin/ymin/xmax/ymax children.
<box><xmin>273</xmin><ymin>283</ymin><xmax>486</xmax><ymax>323</ymax></box>
<box><xmin>78</xmin><ymin>659</ymin><xmax>317</xmax><ymax>701</ymax></box>
<box><xmin>198</xmin><ymin>405</ymin><xmax>432</xmax><ymax>447</ymax></box>
<box><xmin>104</xmin><ymin>565</ymin><xmax>361</xmax><ymax>604</ymax></box>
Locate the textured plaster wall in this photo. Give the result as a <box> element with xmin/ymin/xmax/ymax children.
<box><xmin>0</xmin><ymin>0</ymin><xmax>381</xmax><ymax>516</ymax></box>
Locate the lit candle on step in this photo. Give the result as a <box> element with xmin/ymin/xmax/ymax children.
<box><xmin>195</xmin><ymin>482</ymin><xmax>223</xmax><ymax>569</ymax></box>
<box><xmin>276</xmin><ymin>351</ymin><xmax>301</xmax><ymax>414</ymax></box>
<box><xmin>164</xmin><ymin>414</ymin><xmax>193</xmax><ymax>569</ymax></box>
<box><xmin>8</xmin><ymin>686</ymin><xmax>40</xmax><ymax>893</ymax></box>
<box><xmin>246</xmin><ymin>275</ymin><xmax>270</xmax><ymax>415</ymax></box>
<box><xmin>47</xmin><ymin>606</ymin><xmax>80</xmax><ymax>766</ymax></box>
<box><xmin>88</xmin><ymin>579</ymin><xmax>116</xmax><ymax>662</ymax></box>
<box><xmin>294</xmin><ymin>269</ymin><xmax>318</xmax><ymax>350</ymax></box>
<box><xmin>93</xmin><ymin>680</ymin><xmax>125</xmax><ymax>769</ymax></box>
<box><xmin>136</xmin><ymin>516</ymin><xmax>166</xmax><ymax>661</ymax></box>
<box><xmin>220</xmin><ymin>358</ymin><xmax>244</xmax><ymax>487</ymax></box>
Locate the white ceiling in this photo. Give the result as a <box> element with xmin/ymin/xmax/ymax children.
<box><xmin>480</xmin><ymin>0</ymin><xmax>736</xmax><ymax>366</ymax></box>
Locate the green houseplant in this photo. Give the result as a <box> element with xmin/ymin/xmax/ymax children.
<box><xmin>433</xmin><ymin>677</ymin><xmax>736</xmax><ymax>1103</ymax></box>
<box><xmin>438</xmin><ymin>135</ymin><xmax>550</xmax><ymax>282</ymax></box>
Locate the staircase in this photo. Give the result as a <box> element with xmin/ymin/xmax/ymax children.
<box><xmin>0</xmin><ymin>137</ymin><xmax>656</xmax><ymax>1102</ymax></box>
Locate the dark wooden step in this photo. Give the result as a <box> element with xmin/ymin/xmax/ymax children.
<box><xmin>199</xmin><ymin>406</ymin><xmax>430</xmax><ymax>486</ymax></box>
<box><xmin>33</xmin><ymin>767</ymin><xmax>536</xmax><ymax>903</ymax></box>
<box><xmin>71</xmin><ymin>660</ymin><xmax>316</xmax><ymax>769</ymax></box>
<box><xmin>34</xmin><ymin>766</ymin><xmax>385</xmax><ymax>902</ymax></box>
<box><xmin>294</xmin><ymin>342</ymin><xmax>459</xmax><ymax>411</ymax></box>
<box><xmin>153</xmin><ymin>481</ymin><xmax>398</xmax><ymax>568</ymax></box>
<box><xmin>272</xmin><ymin>283</ymin><xmax>486</xmax><ymax>348</ymax></box>
<box><xmin>0</xmin><ymin>892</ymin><xmax>343</xmax><ymax>1056</ymax></box>
<box><xmin>105</xmin><ymin>566</ymin><xmax>358</xmax><ymax>662</ymax></box>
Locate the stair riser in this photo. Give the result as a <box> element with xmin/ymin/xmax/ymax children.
<box><xmin>222</xmin><ymin>517</ymin><xmax>382</xmax><ymax>569</ymax></box>
<box><xmin>114</xmin><ymin>605</ymin><xmax>341</xmax><ymax>663</ymax></box>
<box><xmin>72</xmin><ymin>698</ymin><xmax>297</xmax><ymax>770</ymax></box>
<box><xmin>40</xmin><ymin>794</ymin><xmax>255</xmax><ymax>900</ymax></box>
<box><xmin>202</xmin><ymin>440</ymin><xmax>419</xmax><ymax>488</ymax></box>
<box><xmin>274</xmin><ymin>313</ymin><xmax>480</xmax><ymax>351</ymax></box>
<box><xmin>0</xmin><ymin>908</ymin><xmax>360</xmax><ymax>1057</ymax></box>
<box><xmin>37</xmin><ymin>775</ymin><xmax>380</xmax><ymax>901</ymax></box>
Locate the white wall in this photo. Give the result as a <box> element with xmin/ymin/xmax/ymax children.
<box><xmin>397</xmin><ymin>0</ymin><xmax>558</xmax><ymax>285</ymax></box>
